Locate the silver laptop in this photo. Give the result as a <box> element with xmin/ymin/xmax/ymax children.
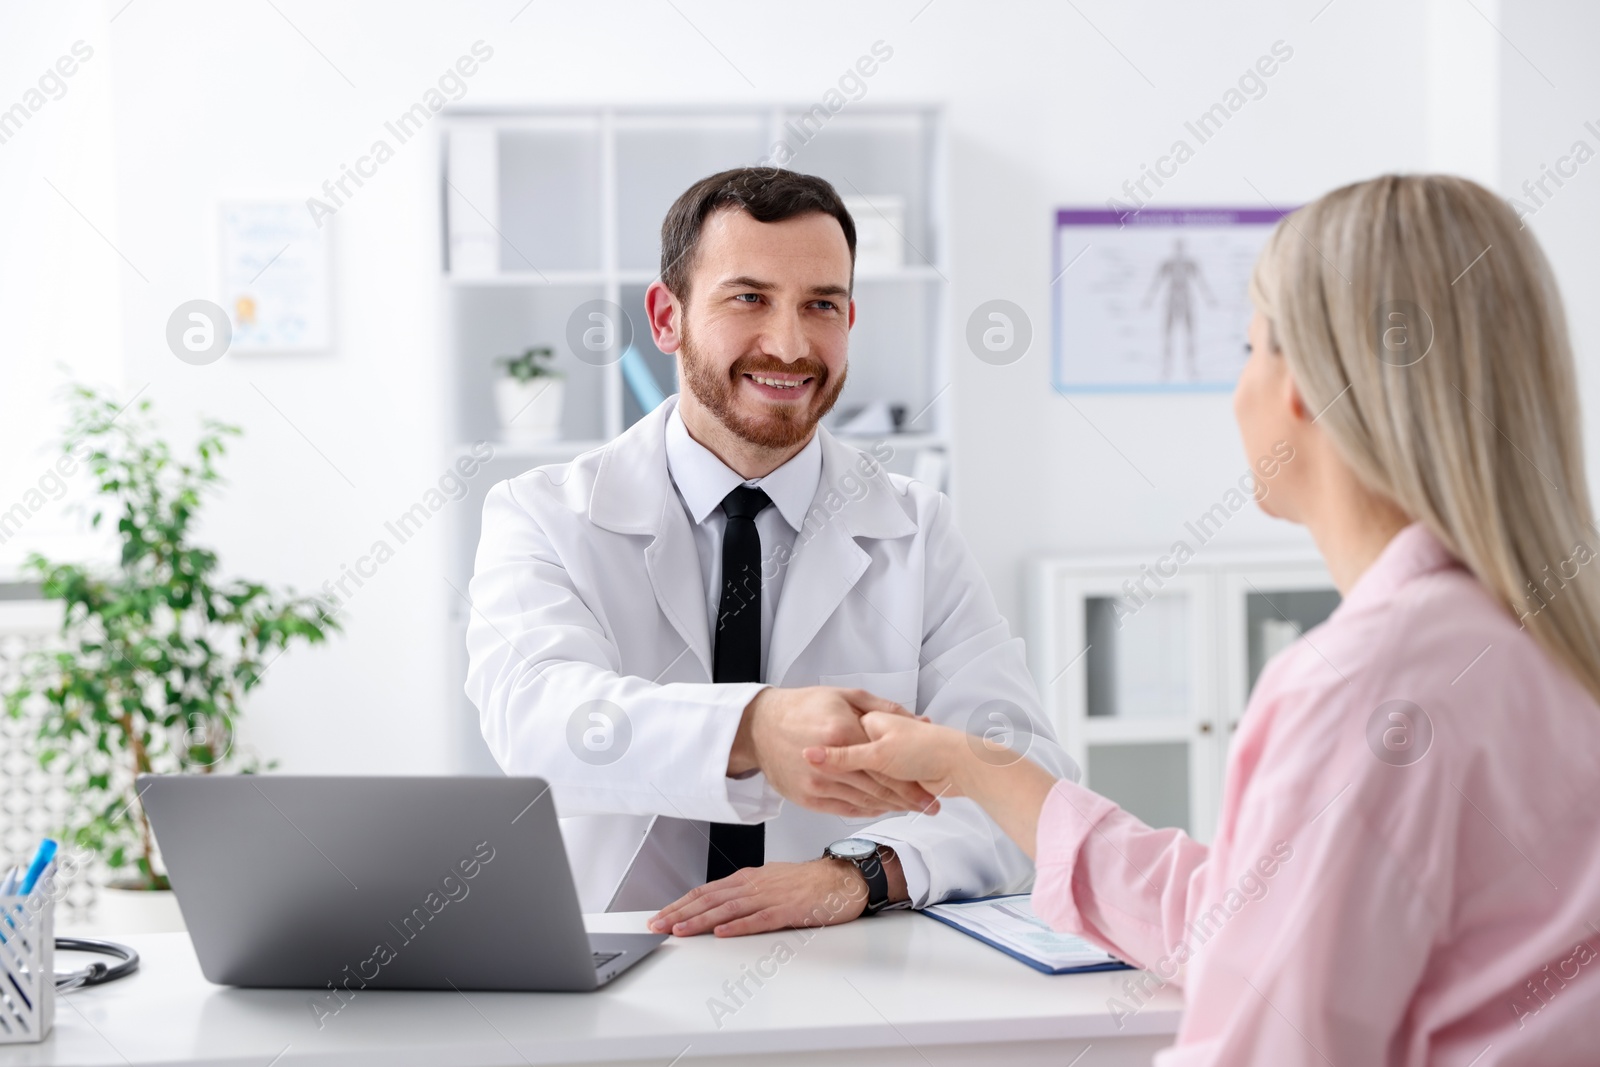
<box><xmin>138</xmin><ymin>774</ymin><xmax>665</xmax><ymax>990</ymax></box>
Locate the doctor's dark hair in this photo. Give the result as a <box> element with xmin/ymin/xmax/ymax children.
<box><xmin>659</xmin><ymin>168</ymin><xmax>856</xmax><ymax>304</ymax></box>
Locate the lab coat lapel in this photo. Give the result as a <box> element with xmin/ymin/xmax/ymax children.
<box><xmin>766</xmin><ymin>429</ymin><xmax>917</xmax><ymax>687</ymax></box>
<box><xmin>643</xmin><ymin>504</ymin><xmax>712</xmax><ymax>679</ymax></box>
<box><xmin>590</xmin><ymin>400</ymin><xmax>713</xmax><ymax>680</ymax></box>
<box><xmin>767</xmin><ymin>499</ymin><xmax>869</xmax><ymax>689</ymax></box>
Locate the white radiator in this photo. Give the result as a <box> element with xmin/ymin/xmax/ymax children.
<box><xmin>0</xmin><ymin>590</ymin><xmax>100</xmax><ymax>927</ymax></box>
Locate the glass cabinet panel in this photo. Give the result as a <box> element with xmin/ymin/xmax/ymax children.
<box><xmin>1085</xmin><ymin>592</ymin><xmax>1189</xmax><ymax>718</ymax></box>
<box><xmin>1244</xmin><ymin>588</ymin><xmax>1340</xmax><ymax>691</ymax></box>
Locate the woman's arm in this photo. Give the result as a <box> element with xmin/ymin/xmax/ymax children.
<box><xmin>808</xmin><ymin>711</ymin><xmax>1212</xmax><ymax>980</ymax></box>
<box><xmin>947</xmin><ymin>738</ymin><xmax>1060</xmax><ymax>861</ymax></box>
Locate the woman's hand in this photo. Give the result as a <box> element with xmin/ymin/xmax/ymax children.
<box><xmin>803</xmin><ymin>710</ymin><xmax>967</xmax><ymax>800</ymax></box>
<box><xmin>806</xmin><ymin>706</ymin><xmax>1062</xmax><ymax>862</ymax></box>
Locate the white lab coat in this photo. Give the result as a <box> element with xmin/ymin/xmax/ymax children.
<box><xmin>465</xmin><ymin>398</ymin><xmax>1076</xmax><ymax>913</ymax></box>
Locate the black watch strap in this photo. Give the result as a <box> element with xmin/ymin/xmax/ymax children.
<box><xmin>828</xmin><ymin>843</ymin><xmax>890</xmax><ymax>914</ymax></box>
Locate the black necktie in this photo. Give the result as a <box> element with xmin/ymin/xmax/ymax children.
<box><xmin>707</xmin><ymin>485</ymin><xmax>771</xmax><ymax>882</ymax></box>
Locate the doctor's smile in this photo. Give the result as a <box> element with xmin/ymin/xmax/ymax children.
<box><xmin>742</xmin><ymin>367</ymin><xmax>815</xmax><ymax>396</ymax></box>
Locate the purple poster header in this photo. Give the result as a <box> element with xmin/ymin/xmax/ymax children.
<box><xmin>1056</xmin><ymin>207</ymin><xmax>1293</xmax><ymax>228</ymax></box>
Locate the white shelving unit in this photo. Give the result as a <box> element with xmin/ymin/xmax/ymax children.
<box><xmin>437</xmin><ymin>105</ymin><xmax>950</xmax><ymax>771</ymax></box>
<box><xmin>1027</xmin><ymin>550</ymin><xmax>1339</xmax><ymax>843</ymax></box>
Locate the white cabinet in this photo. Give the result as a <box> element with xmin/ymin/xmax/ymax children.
<box><xmin>1028</xmin><ymin>551</ymin><xmax>1339</xmax><ymax>842</ymax></box>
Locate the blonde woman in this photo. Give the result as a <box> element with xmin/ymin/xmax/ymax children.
<box><xmin>807</xmin><ymin>174</ymin><xmax>1600</xmax><ymax>1064</ymax></box>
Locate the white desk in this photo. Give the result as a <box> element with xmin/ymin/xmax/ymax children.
<box><xmin>3</xmin><ymin>912</ymin><xmax>1182</xmax><ymax>1066</ymax></box>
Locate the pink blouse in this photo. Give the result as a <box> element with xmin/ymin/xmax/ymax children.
<box><xmin>1033</xmin><ymin>524</ymin><xmax>1600</xmax><ymax>1065</ymax></box>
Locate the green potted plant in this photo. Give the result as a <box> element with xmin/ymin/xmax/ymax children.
<box><xmin>3</xmin><ymin>385</ymin><xmax>340</xmax><ymax>932</ymax></box>
<box><xmin>492</xmin><ymin>345</ymin><xmax>564</xmax><ymax>443</ymax></box>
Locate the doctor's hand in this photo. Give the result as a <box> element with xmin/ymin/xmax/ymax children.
<box><xmin>648</xmin><ymin>855</ymin><xmax>902</xmax><ymax>937</ymax></box>
<box><xmin>729</xmin><ymin>687</ymin><xmax>940</xmax><ymax>818</ymax></box>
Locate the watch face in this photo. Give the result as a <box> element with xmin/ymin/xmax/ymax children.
<box><xmin>828</xmin><ymin>837</ymin><xmax>878</xmax><ymax>861</ymax></box>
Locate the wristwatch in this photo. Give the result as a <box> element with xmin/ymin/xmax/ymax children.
<box><xmin>824</xmin><ymin>837</ymin><xmax>894</xmax><ymax>915</ymax></box>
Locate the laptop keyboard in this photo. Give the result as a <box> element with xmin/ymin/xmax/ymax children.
<box><xmin>593</xmin><ymin>950</ymin><xmax>623</xmax><ymax>970</ymax></box>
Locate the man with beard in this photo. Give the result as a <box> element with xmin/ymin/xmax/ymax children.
<box><xmin>465</xmin><ymin>168</ymin><xmax>1072</xmax><ymax>939</ymax></box>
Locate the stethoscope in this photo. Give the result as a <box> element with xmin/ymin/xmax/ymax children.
<box><xmin>52</xmin><ymin>936</ymin><xmax>140</xmax><ymax>991</ymax></box>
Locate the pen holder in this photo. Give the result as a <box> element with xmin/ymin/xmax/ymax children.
<box><xmin>0</xmin><ymin>872</ymin><xmax>56</xmax><ymax>1044</ymax></box>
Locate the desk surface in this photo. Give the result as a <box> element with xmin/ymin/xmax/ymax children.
<box><xmin>1</xmin><ymin>912</ymin><xmax>1183</xmax><ymax>1067</ymax></box>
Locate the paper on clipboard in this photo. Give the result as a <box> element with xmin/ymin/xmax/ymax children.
<box><xmin>923</xmin><ymin>894</ymin><xmax>1130</xmax><ymax>975</ymax></box>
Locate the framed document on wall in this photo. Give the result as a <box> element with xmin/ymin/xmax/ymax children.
<box><xmin>1051</xmin><ymin>207</ymin><xmax>1292</xmax><ymax>393</ymax></box>
<box><xmin>218</xmin><ymin>201</ymin><xmax>331</xmax><ymax>353</ymax></box>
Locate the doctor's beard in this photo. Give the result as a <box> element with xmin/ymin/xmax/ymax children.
<box><xmin>678</xmin><ymin>327</ymin><xmax>847</xmax><ymax>450</ymax></box>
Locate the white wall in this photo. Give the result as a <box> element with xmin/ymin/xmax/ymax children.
<box><xmin>0</xmin><ymin>4</ymin><xmax>121</xmax><ymax>575</ymax></box>
<box><xmin>1500</xmin><ymin>2</ymin><xmax>1600</xmax><ymax>512</ymax></box>
<box><xmin>5</xmin><ymin>0</ymin><xmax>1593</xmax><ymax>775</ymax></box>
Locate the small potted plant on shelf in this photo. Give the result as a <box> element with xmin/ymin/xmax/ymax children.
<box><xmin>3</xmin><ymin>385</ymin><xmax>340</xmax><ymax>933</ymax></box>
<box><xmin>493</xmin><ymin>346</ymin><xmax>564</xmax><ymax>444</ymax></box>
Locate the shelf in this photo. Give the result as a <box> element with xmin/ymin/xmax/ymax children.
<box><xmin>443</xmin><ymin>104</ymin><xmax>949</xmax><ymax>459</ymax></box>
<box><xmin>441</xmin><ymin>105</ymin><xmax>949</xmax><ymax>531</ymax></box>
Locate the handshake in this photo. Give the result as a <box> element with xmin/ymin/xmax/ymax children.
<box><xmin>728</xmin><ymin>685</ymin><xmax>966</xmax><ymax>818</ymax></box>
<box><xmin>651</xmin><ymin>686</ymin><xmax>1032</xmax><ymax>938</ymax></box>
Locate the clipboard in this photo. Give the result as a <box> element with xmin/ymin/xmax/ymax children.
<box><xmin>922</xmin><ymin>893</ymin><xmax>1133</xmax><ymax>976</ymax></box>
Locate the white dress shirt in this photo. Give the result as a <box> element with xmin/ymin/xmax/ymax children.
<box><xmin>663</xmin><ymin>407</ymin><xmax>821</xmax><ymax>683</ymax></box>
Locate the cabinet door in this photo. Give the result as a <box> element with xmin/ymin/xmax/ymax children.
<box><xmin>1045</xmin><ymin>570</ymin><xmax>1215</xmax><ymax>837</ymax></box>
<box><xmin>1202</xmin><ymin>566</ymin><xmax>1340</xmax><ymax>839</ymax></box>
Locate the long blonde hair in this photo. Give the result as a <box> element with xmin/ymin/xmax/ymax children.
<box><xmin>1249</xmin><ymin>173</ymin><xmax>1600</xmax><ymax>703</ymax></box>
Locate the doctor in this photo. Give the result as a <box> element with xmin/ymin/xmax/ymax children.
<box><xmin>465</xmin><ymin>167</ymin><xmax>1073</xmax><ymax>938</ymax></box>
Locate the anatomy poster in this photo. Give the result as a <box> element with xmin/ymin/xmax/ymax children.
<box><xmin>1052</xmin><ymin>207</ymin><xmax>1292</xmax><ymax>392</ymax></box>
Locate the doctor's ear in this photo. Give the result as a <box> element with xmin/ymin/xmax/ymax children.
<box><xmin>644</xmin><ymin>281</ymin><xmax>684</xmax><ymax>354</ymax></box>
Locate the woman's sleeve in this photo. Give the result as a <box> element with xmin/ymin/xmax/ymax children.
<box><xmin>1031</xmin><ymin>778</ymin><xmax>1213</xmax><ymax>984</ymax></box>
<box><xmin>1031</xmin><ymin>729</ymin><xmax>1448</xmax><ymax>1065</ymax></box>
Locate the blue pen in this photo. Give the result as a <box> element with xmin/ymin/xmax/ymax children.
<box><xmin>18</xmin><ymin>839</ymin><xmax>57</xmax><ymax>896</ymax></box>
<box><xmin>0</xmin><ymin>840</ymin><xmax>55</xmax><ymax>951</ymax></box>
